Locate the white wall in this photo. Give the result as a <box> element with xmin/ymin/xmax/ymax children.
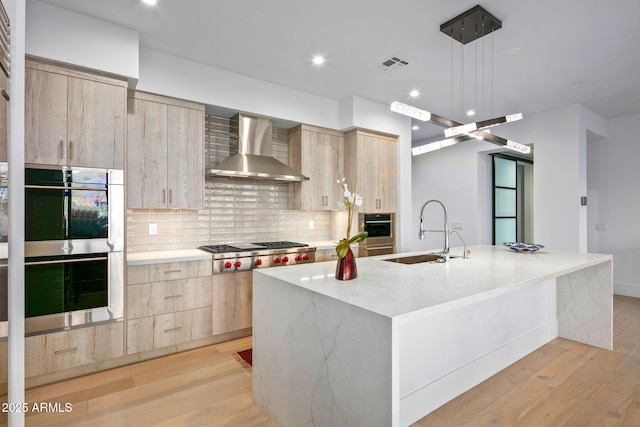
<box><xmin>587</xmin><ymin>113</ymin><xmax>640</xmax><ymax>297</ymax></box>
<box><xmin>26</xmin><ymin>0</ymin><xmax>139</xmax><ymax>81</ymax></box>
<box><xmin>410</xmin><ymin>104</ymin><xmax>609</xmax><ymax>254</ymax></box>
<box><xmin>340</xmin><ymin>96</ymin><xmax>412</xmax><ymax>252</ymax></box>
<box><xmin>411</xmin><ymin>135</ymin><xmax>496</xmax><ymax>253</ymax></box>
<box><xmin>137</xmin><ymin>47</ymin><xmax>343</xmax><ymax>131</ymax></box>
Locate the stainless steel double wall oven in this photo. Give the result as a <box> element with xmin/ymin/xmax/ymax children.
<box><xmin>20</xmin><ymin>164</ymin><xmax>124</xmax><ymax>335</ymax></box>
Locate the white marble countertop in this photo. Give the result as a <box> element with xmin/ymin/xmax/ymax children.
<box><xmin>126</xmin><ymin>249</ymin><xmax>212</xmax><ymax>265</ymax></box>
<box><xmin>254</xmin><ymin>245</ymin><xmax>612</xmax><ymax>321</ymax></box>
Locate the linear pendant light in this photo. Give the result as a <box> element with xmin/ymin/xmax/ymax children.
<box><xmin>444</xmin><ymin>113</ymin><xmax>523</xmax><ymax>138</ymax></box>
<box><xmin>393</xmin><ymin>102</ymin><xmax>531</xmax><ymax>155</ymax></box>
<box><xmin>392</xmin><ymin>6</ymin><xmax>532</xmax><ymax>157</ymax></box>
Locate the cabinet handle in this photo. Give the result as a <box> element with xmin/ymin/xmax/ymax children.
<box><xmin>162</xmin><ymin>189</ymin><xmax>166</xmax><ymax>204</ymax></box>
<box><xmin>68</xmin><ymin>141</ymin><xmax>74</xmax><ymax>160</ymax></box>
<box><xmin>58</xmin><ymin>140</ymin><xmax>64</xmax><ymax>160</ymax></box>
<box><xmin>54</xmin><ymin>347</ymin><xmax>78</xmax><ymax>355</ymax></box>
<box><xmin>164</xmin><ymin>327</ymin><xmax>182</xmax><ymax>333</ymax></box>
<box><xmin>1</xmin><ymin>89</ymin><xmax>9</xmax><ymax>101</ymax></box>
<box><xmin>169</xmin><ymin>189</ymin><xmax>172</xmax><ymax>204</ymax></box>
<box><xmin>163</xmin><ymin>269</ymin><xmax>182</xmax><ymax>274</ymax></box>
<box><xmin>164</xmin><ymin>294</ymin><xmax>183</xmax><ymax>299</ymax></box>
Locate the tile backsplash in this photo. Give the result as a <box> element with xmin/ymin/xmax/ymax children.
<box><xmin>127</xmin><ymin>115</ymin><xmax>333</xmax><ymax>252</ymax></box>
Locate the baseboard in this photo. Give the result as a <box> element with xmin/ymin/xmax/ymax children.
<box><xmin>399</xmin><ymin>320</ymin><xmax>558</xmax><ymax>427</ymax></box>
<box><xmin>614</xmin><ymin>282</ymin><xmax>640</xmax><ymax>298</ymax></box>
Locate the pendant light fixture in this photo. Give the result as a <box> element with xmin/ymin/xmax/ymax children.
<box><xmin>391</xmin><ymin>5</ymin><xmax>531</xmax><ymax>156</ymax></box>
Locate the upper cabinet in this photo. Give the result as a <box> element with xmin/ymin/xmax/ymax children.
<box><xmin>127</xmin><ymin>91</ymin><xmax>205</xmax><ymax>209</ymax></box>
<box><xmin>289</xmin><ymin>124</ymin><xmax>344</xmax><ymax>211</ymax></box>
<box><xmin>344</xmin><ymin>129</ymin><xmax>398</xmax><ymax>212</ymax></box>
<box><xmin>25</xmin><ymin>59</ymin><xmax>127</xmax><ymax>169</ymax></box>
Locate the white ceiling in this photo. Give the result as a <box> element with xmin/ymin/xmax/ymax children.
<box><xmin>38</xmin><ymin>0</ymin><xmax>640</xmax><ymax>141</ymax></box>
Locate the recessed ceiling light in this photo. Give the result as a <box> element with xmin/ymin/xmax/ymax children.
<box><xmin>466</xmin><ymin>110</ymin><xmax>476</xmax><ymax>116</ymax></box>
<box><xmin>412</xmin><ymin>125</ymin><xmax>419</xmax><ymax>130</ymax></box>
<box><xmin>312</xmin><ymin>56</ymin><xmax>325</xmax><ymax>65</ymax></box>
<box><xmin>409</xmin><ymin>90</ymin><xmax>420</xmax><ymax>97</ymax></box>
<box><xmin>142</xmin><ymin>0</ymin><xmax>157</xmax><ymax>4</ymax></box>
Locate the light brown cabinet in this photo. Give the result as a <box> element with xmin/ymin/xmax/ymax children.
<box><xmin>127</xmin><ymin>91</ymin><xmax>204</xmax><ymax>209</ymax></box>
<box><xmin>126</xmin><ymin>259</ymin><xmax>213</xmax><ymax>354</ymax></box>
<box><xmin>25</xmin><ymin>59</ymin><xmax>127</xmax><ymax>169</ymax></box>
<box><xmin>289</xmin><ymin>125</ymin><xmax>344</xmax><ymax>210</ymax></box>
<box><xmin>344</xmin><ymin>130</ymin><xmax>398</xmax><ymax>212</ymax></box>
<box><xmin>212</xmin><ymin>271</ymin><xmax>252</xmax><ymax>335</ymax></box>
<box><xmin>24</xmin><ymin>322</ymin><xmax>124</xmax><ymax>378</ymax></box>
<box><xmin>315</xmin><ymin>246</ymin><xmax>358</xmax><ymax>262</ymax></box>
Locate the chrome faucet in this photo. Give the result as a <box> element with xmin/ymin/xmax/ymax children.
<box><xmin>419</xmin><ymin>199</ymin><xmax>450</xmax><ymax>262</ymax></box>
<box><xmin>449</xmin><ymin>230</ymin><xmax>471</xmax><ymax>259</ymax></box>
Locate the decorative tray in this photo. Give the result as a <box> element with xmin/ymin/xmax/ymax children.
<box><xmin>503</xmin><ymin>242</ymin><xmax>545</xmax><ymax>252</ymax></box>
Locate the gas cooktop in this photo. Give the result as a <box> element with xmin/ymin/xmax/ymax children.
<box><xmin>199</xmin><ymin>241</ymin><xmax>308</xmax><ymax>254</ymax></box>
<box><xmin>199</xmin><ymin>241</ymin><xmax>316</xmax><ymax>273</ymax></box>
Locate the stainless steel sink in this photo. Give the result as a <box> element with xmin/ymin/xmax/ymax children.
<box><xmin>383</xmin><ymin>253</ymin><xmax>459</xmax><ymax>264</ymax></box>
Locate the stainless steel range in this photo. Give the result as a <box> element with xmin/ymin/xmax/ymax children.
<box><xmin>199</xmin><ymin>241</ymin><xmax>316</xmax><ymax>274</ymax></box>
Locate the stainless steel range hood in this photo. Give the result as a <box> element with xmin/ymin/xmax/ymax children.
<box><xmin>207</xmin><ymin>114</ymin><xmax>308</xmax><ymax>181</ymax></box>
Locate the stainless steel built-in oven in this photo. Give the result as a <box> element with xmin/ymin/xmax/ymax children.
<box><xmin>358</xmin><ymin>213</ymin><xmax>396</xmax><ymax>257</ymax></box>
<box><xmin>21</xmin><ymin>165</ymin><xmax>124</xmax><ymax>335</ymax></box>
<box><xmin>25</xmin><ymin>165</ymin><xmax>124</xmax><ymax>256</ymax></box>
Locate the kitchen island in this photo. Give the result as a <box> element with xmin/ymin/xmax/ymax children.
<box><xmin>252</xmin><ymin>245</ymin><xmax>612</xmax><ymax>427</ymax></box>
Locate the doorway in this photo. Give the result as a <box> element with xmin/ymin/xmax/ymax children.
<box><xmin>492</xmin><ymin>154</ymin><xmax>533</xmax><ymax>244</ymax></box>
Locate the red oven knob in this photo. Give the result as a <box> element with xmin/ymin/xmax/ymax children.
<box><xmin>224</xmin><ymin>262</ymin><xmax>232</xmax><ymax>269</ymax></box>
<box><xmin>283</xmin><ymin>256</ymin><xmax>289</xmax><ymax>263</ymax></box>
<box><xmin>295</xmin><ymin>255</ymin><xmax>302</xmax><ymax>261</ymax></box>
<box><xmin>234</xmin><ymin>261</ymin><xmax>242</xmax><ymax>268</ymax></box>
<box><xmin>255</xmin><ymin>258</ymin><xmax>263</xmax><ymax>266</ymax></box>
<box><xmin>303</xmin><ymin>254</ymin><xmax>310</xmax><ymax>261</ymax></box>
<box><xmin>274</xmin><ymin>257</ymin><xmax>281</xmax><ymax>263</ymax></box>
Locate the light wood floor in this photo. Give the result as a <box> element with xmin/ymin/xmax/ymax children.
<box><xmin>2</xmin><ymin>295</ymin><xmax>639</xmax><ymax>426</ymax></box>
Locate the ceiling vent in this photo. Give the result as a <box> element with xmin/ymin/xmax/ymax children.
<box><xmin>378</xmin><ymin>56</ymin><xmax>409</xmax><ymax>72</ymax></box>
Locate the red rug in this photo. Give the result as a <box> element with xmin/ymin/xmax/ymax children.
<box><xmin>234</xmin><ymin>348</ymin><xmax>252</xmax><ymax>368</ymax></box>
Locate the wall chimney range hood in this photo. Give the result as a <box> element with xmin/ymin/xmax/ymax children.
<box><xmin>207</xmin><ymin>114</ymin><xmax>308</xmax><ymax>182</ymax></box>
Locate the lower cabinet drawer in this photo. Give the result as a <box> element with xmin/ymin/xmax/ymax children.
<box><xmin>25</xmin><ymin>322</ymin><xmax>124</xmax><ymax>377</ymax></box>
<box><xmin>127</xmin><ymin>307</ymin><xmax>212</xmax><ymax>354</ymax></box>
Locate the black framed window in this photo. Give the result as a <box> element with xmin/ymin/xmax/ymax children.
<box><xmin>492</xmin><ymin>154</ymin><xmax>534</xmax><ymax>245</ymax></box>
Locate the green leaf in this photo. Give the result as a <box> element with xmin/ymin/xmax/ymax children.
<box><xmin>336</xmin><ymin>239</ymin><xmax>350</xmax><ymax>259</ymax></box>
<box><xmin>348</xmin><ymin>232</ymin><xmax>368</xmax><ymax>244</ymax></box>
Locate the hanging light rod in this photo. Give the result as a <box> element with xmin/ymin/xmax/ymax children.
<box><xmin>392</xmin><ymin>102</ymin><xmax>531</xmax><ymax>155</ymax></box>
<box><xmin>412</xmin><ymin>135</ymin><xmax>472</xmax><ymax>156</ymax></box>
<box><xmin>444</xmin><ymin>113</ymin><xmax>523</xmax><ymax>138</ymax></box>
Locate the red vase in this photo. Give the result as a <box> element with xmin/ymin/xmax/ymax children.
<box><xmin>335</xmin><ymin>248</ymin><xmax>357</xmax><ymax>281</ymax></box>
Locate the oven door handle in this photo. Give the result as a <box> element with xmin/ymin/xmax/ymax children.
<box><xmin>362</xmin><ymin>244</ymin><xmax>395</xmax><ymax>250</ymax></box>
<box><xmin>25</xmin><ymin>256</ymin><xmax>108</xmax><ymax>266</ymax></box>
<box><xmin>25</xmin><ymin>185</ymin><xmax>107</xmax><ymax>191</ymax></box>
<box><xmin>364</xmin><ymin>220</ymin><xmax>392</xmax><ymax>224</ymax></box>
